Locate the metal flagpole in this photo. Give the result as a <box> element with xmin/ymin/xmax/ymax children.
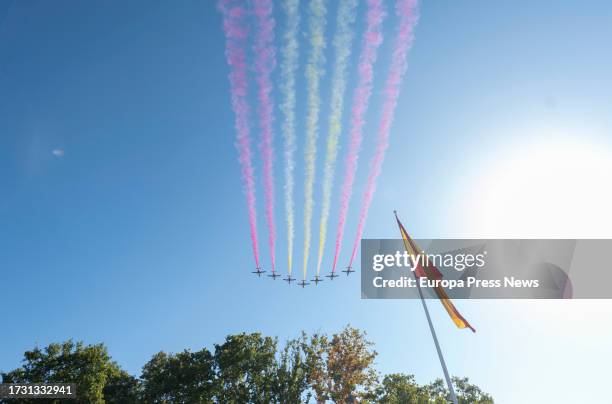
<box><xmin>394</xmin><ymin>211</ymin><xmax>458</xmax><ymax>404</ymax></box>
<box><xmin>414</xmin><ymin>275</ymin><xmax>459</xmax><ymax>404</ymax></box>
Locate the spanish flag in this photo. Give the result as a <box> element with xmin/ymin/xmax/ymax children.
<box><xmin>394</xmin><ymin>212</ymin><xmax>476</xmax><ymax>332</ymax></box>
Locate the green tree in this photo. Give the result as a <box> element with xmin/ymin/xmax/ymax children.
<box><xmin>1</xmin><ymin>340</ymin><xmax>137</xmax><ymax>404</ymax></box>
<box><xmin>272</xmin><ymin>335</ymin><xmax>311</xmax><ymax>403</ymax></box>
<box><xmin>2</xmin><ymin>330</ymin><xmax>494</xmax><ymax>404</ymax></box>
<box><xmin>425</xmin><ymin>377</ymin><xmax>494</xmax><ymax>404</ymax></box>
<box><xmin>140</xmin><ymin>349</ymin><xmax>215</xmax><ymax>403</ymax></box>
<box><xmin>214</xmin><ymin>332</ymin><xmax>277</xmax><ymax>403</ymax></box>
<box><xmin>423</xmin><ymin>378</ymin><xmax>449</xmax><ymax>404</ymax></box>
<box><xmin>102</xmin><ymin>367</ymin><xmax>141</xmax><ymax>403</ymax></box>
<box><xmin>303</xmin><ymin>331</ymin><xmax>330</xmax><ymax>403</ymax></box>
<box><xmin>304</xmin><ymin>325</ymin><xmax>378</xmax><ymax>403</ymax></box>
<box><xmin>374</xmin><ymin>373</ymin><xmax>431</xmax><ymax>404</ymax></box>
<box><xmin>453</xmin><ymin>376</ymin><xmax>494</xmax><ymax>404</ymax></box>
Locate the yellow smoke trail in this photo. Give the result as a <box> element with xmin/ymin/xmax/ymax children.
<box><xmin>303</xmin><ymin>0</ymin><xmax>327</xmax><ymax>279</ymax></box>
<box><xmin>280</xmin><ymin>0</ymin><xmax>300</xmax><ymax>275</ymax></box>
<box><xmin>315</xmin><ymin>0</ymin><xmax>358</xmax><ymax>276</ymax></box>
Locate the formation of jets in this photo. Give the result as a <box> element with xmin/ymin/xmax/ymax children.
<box><xmin>248</xmin><ymin>211</ymin><xmax>400</xmax><ymax>287</ymax></box>
<box><xmin>253</xmin><ymin>265</ymin><xmax>354</xmax><ymax>287</ymax></box>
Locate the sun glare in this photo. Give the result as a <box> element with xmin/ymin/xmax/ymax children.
<box><xmin>458</xmin><ymin>136</ymin><xmax>612</xmax><ymax>238</ymax></box>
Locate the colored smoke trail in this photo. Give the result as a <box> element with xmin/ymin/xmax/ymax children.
<box><xmin>218</xmin><ymin>0</ymin><xmax>260</xmax><ymax>268</ymax></box>
<box><xmin>279</xmin><ymin>0</ymin><xmax>300</xmax><ymax>275</ymax></box>
<box><xmin>253</xmin><ymin>0</ymin><xmax>277</xmax><ymax>272</ymax></box>
<box><xmin>315</xmin><ymin>0</ymin><xmax>358</xmax><ymax>276</ymax></box>
<box><xmin>348</xmin><ymin>0</ymin><xmax>419</xmax><ymax>266</ymax></box>
<box><xmin>331</xmin><ymin>0</ymin><xmax>386</xmax><ymax>272</ymax></box>
<box><xmin>302</xmin><ymin>0</ymin><xmax>327</xmax><ymax>279</ymax></box>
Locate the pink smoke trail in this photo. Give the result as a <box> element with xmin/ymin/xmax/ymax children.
<box><xmin>331</xmin><ymin>0</ymin><xmax>386</xmax><ymax>272</ymax></box>
<box><xmin>348</xmin><ymin>0</ymin><xmax>419</xmax><ymax>267</ymax></box>
<box><xmin>218</xmin><ymin>0</ymin><xmax>260</xmax><ymax>268</ymax></box>
<box><xmin>253</xmin><ymin>0</ymin><xmax>277</xmax><ymax>272</ymax></box>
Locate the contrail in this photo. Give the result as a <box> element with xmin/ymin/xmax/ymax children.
<box><xmin>331</xmin><ymin>0</ymin><xmax>386</xmax><ymax>272</ymax></box>
<box><xmin>279</xmin><ymin>0</ymin><xmax>300</xmax><ymax>276</ymax></box>
<box><xmin>315</xmin><ymin>0</ymin><xmax>358</xmax><ymax>276</ymax></box>
<box><xmin>348</xmin><ymin>0</ymin><xmax>419</xmax><ymax>267</ymax></box>
<box><xmin>253</xmin><ymin>0</ymin><xmax>277</xmax><ymax>272</ymax></box>
<box><xmin>302</xmin><ymin>0</ymin><xmax>327</xmax><ymax>280</ymax></box>
<box><xmin>218</xmin><ymin>0</ymin><xmax>261</xmax><ymax>268</ymax></box>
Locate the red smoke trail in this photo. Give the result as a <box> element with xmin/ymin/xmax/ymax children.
<box><xmin>331</xmin><ymin>0</ymin><xmax>386</xmax><ymax>272</ymax></box>
<box><xmin>253</xmin><ymin>0</ymin><xmax>277</xmax><ymax>272</ymax></box>
<box><xmin>218</xmin><ymin>0</ymin><xmax>260</xmax><ymax>268</ymax></box>
<box><xmin>348</xmin><ymin>0</ymin><xmax>419</xmax><ymax>267</ymax></box>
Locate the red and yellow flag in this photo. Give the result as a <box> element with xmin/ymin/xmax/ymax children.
<box><xmin>395</xmin><ymin>213</ymin><xmax>476</xmax><ymax>332</ymax></box>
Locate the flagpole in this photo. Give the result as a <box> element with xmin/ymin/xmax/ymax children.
<box><xmin>394</xmin><ymin>211</ymin><xmax>458</xmax><ymax>404</ymax></box>
<box><xmin>414</xmin><ymin>275</ymin><xmax>458</xmax><ymax>404</ymax></box>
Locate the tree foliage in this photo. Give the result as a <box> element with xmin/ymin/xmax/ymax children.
<box><xmin>375</xmin><ymin>373</ymin><xmax>432</xmax><ymax>404</ymax></box>
<box><xmin>272</xmin><ymin>335</ymin><xmax>311</xmax><ymax>403</ymax></box>
<box><xmin>213</xmin><ymin>333</ymin><xmax>278</xmax><ymax>403</ymax></box>
<box><xmin>141</xmin><ymin>349</ymin><xmax>215</xmax><ymax>403</ymax></box>
<box><xmin>304</xmin><ymin>326</ymin><xmax>378</xmax><ymax>403</ymax></box>
<box><xmin>1</xmin><ymin>340</ymin><xmax>138</xmax><ymax>404</ymax></box>
<box><xmin>452</xmin><ymin>376</ymin><xmax>494</xmax><ymax>404</ymax></box>
<box><xmin>1</xmin><ymin>327</ymin><xmax>494</xmax><ymax>403</ymax></box>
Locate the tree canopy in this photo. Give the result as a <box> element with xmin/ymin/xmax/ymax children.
<box><xmin>1</xmin><ymin>340</ymin><xmax>138</xmax><ymax>404</ymax></box>
<box><xmin>1</xmin><ymin>326</ymin><xmax>493</xmax><ymax>403</ymax></box>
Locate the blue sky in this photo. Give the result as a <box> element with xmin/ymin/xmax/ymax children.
<box><xmin>2</xmin><ymin>1</ymin><xmax>612</xmax><ymax>403</ymax></box>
